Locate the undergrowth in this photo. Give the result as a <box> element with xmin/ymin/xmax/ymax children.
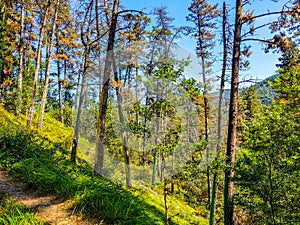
<box><xmin>0</xmin><ymin>193</ymin><xmax>43</xmax><ymax>225</ymax></box>
<box><xmin>0</xmin><ymin>107</ymin><xmax>207</xmax><ymax>224</ymax></box>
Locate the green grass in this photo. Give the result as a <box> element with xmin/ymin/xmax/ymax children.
<box><xmin>0</xmin><ymin>107</ymin><xmax>208</xmax><ymax>225</ymax></box>
<box><xmin>0</xmin><ymin>194</ymin><xmax>43</xmax><ymax>225</ymax></box>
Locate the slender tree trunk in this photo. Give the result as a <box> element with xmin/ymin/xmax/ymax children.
<box><xmin>224</xmin><ymin>0</ymin><xmax>242</xmax><ymax>224</ymax></box>
<box><xmin>95</xmin><ymin>0</ymin><xmax>119</xmax><ymax>176</ymax></box>
<box><xmin>114</xmin><ymin>58</ymin><xmax>132</xmax><ymax>188</ymax></box>
<box><xmin>163</xmin><ymin>153</ymin><xmax>169</xmax><ymax>225</ymax></box>
<box><xmin>203</xmin><ymin>59</ymin><xmax>211</xmax><ymax>207</ymax></box>
<box><xmin>56</xmin><ymin>31</ymin><xmax>64</xmax><ymax>124</ymax></box>
<box><xmin>210</xmin><ymin>3</ymin><xmax>227</xmax><ymax>225</ymax></box>
<box><xmin>38</xmin><ymin>0</ymin><xmax>60</xmax><ymax>130</ymax></box>
<box><xmin>152</xmin><ymin>111</ymin><xmax>159</xmax><ymax>188</ymax></box>
<box><xmin>57</xmin><ymin>58</ymin><xmax>64</xmax><ymax>123</ymax></box>
<box><xmin>0</xmin><ymin>3</ymin><xmax>8</xmax><ymax>102</ymax></box>
<box><xmin>27</xmin><ymin>0</ymin><xmax>51</xmax><ymax>127</ymax></box>
<box><xmin>72</xmin><ymin>48</ymin><xmax>90</xmax><ymax>163</ymax></box>
<box><xmin>16</xmin><ymin>0</ymin><xmax>25</xmax><ymax>116</ymax></box>
<box><xmin>196</xmin><ymin>11</ymin><xmax>211</xmax><ymax>206</ymax></box>
<box><xmin>171</xmin><ymin>152</ymin><xmax>175</xmax><ymax>193</ymax></box>
<box><xmin>152</xmin><ymin>149</ymin><xmax>157</xmax><ymax>187</ymax></box>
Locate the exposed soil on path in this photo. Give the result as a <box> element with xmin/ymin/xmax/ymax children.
<box><xmin>0</xmin><ymin>169</ymin><xmax>102</xmax><ymax>225</ymax></box>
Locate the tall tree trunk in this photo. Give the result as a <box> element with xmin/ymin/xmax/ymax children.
<box><xmin>202</xmin><ymin>56</ymin><xmax>211</xmax><ymax>207</ymax></box>
<box><xmin>95</xmin><ymin>0</ymin><xmax>119</xmax><ymax>176</ymax></box>
<box><xmin>57</xmin><ymin>58</ymin><xmax>64</xmax><ymax>123</ymax></box>
<box><xmin>72</xmin><ymin>48</ymin><xmax>90</xmax><ymax>163</ymax></box>
<box><xmin>56</xmin><ymin>31</ymin><xmax>64</xmax><ymax>124</ymax></box>
<box><xmin>38</xmin><ymin>0</ymin><xmax>60</xmax><ymax>130</ymax></box>
<box><xmin>152</xmin><ymin>108</ymin><xmax>160</xmax><ymax>188</ymax></box>
<box><xmin>224</xmin><ymin>0</ymin><xmax>242</xmax><ymax>224</ymax></box>
<box><xmin>196</xmin><ymin>10</ymin><xmax>211</xmax><ymax>206</ymax></box>
<box><xmin>210</xmin><ymin>3</ymin><xmax>227</xmax><ymax>225</ymax></box>
<box><xmin>114</xmin><ymin>58</ymin><xmax>132</xmax><ymax>188</ymax></box>
<box><xmin>16</xmin><ymin>0</ymin><xmax>25</xmax><ymax>116</ymax></box>
<box><xmin>27</xmin><ymin>0</ymin><xmax>51</xmax><ymax>127</ymax></box>
<box><xmin>152</xmin><ymin>148</ymin><xmax>158</xmax><ymax>187</ymax></box>
<box><xmin>163</xmin><ymin>153</ymin><xmax>169</xmax><ymax>225</ymax></box>
<box><xmin>171</xmin><ymin>152</ymin><xmax>175</xmax><ymax>193</ymax></box>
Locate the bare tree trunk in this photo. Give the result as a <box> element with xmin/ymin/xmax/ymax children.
<box><xmin>16</xmin><ymin>0</ymin><xmax>25</xmax><ymax>116</ymax></box>
<box><xmin>171</xmin><ymin>152</ymin><xmax>175</xmax><ymax>194</ymax></box>
<box><xmin>114</xmin><ymin>57</ymin><xmax>132</xmax><ymax>188</ymax></box>
<box><xmin>57</xmin><ymin>58</ymin><xmax>64</xmax><ymax>123</ymax></box>
<box><xmin>210</xmin><ymin>3</ymin><xmax>227</xmax><ymax>225</ymax></box>
<box><xmin>56</xmin><ymin>30</ymin><xmax>64</xmax><ymax>124</ymax></box>
<box><xmin>163</xmin><ymin>153</ymin><xmax>169</xmax><ymax>225</ymax></box>
<box><xmin>203</xmin><ymin>59</ymin><xmax>211</xmax><ymax>207</ymax></box>
<box><xmin>224</xmin><ymin>0</ymin><xmax>242</xmax><ymax>224</ymax></box>
<box><xmin>95</xmin><ymin>0</ymin><xmax>119</xmax><ymax>176</ymax></box>
<box><xmin>196</xmin><ymin>10</ymin><xmax>211</xmax><ymax>206</ymax></box>
<box><xmin>72</xmin><ymin>48</ymin><xmax>90</xmax><ymax>163</ymax></box>
<box><xmin>38</xmin><ymin>0</ymin><xmax>60</xmax><ymax>130</ymax></box>
<box><xmin>27</xmin><ymin>0</ymin><xmax>51</xmax><ymax>127</ymax></box>
<box><xmin>152</xmin><ymin>110</ymin><xmax>159</xmax><ymax>188</ymax></box>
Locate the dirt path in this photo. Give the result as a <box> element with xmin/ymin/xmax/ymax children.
<box><xmin>0</xmin><ymin>169</ymin><xmax>102</xmax><ymax>225</ymax></box>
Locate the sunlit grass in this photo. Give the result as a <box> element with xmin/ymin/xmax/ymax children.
<box><xmin>0</xmin><ymin>194</ymin><xmax>43</xmax><ymax>225</ymax></box>
<box><xmin>0</xmin><ymin>106</ymin><xmax>208</xmax><ymax>224</ymax></box>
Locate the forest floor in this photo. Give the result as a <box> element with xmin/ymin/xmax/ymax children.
<box><xmin>0</xmin><ymin>169</ymin><xmax>102</xmax><ymax>225</ymax></box>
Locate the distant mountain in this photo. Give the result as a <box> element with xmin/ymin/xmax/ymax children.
<box><xmin>252</xmin><ymin>74</ymin><xmax>278</xmax><ymax>105</ymax></box>
<box><xmin>211</xmin><ymin>74</ymin><xmax>278</xmax><ymax>106</ymax></box>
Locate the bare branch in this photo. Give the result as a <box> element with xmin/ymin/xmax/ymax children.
<box><xmin>241</xmin><ymin>22</ymin><xmax>273</xmax><ymax>38</ymax></box>
<box><xmin>241</xmin><ymin>10</ymin><xmax>292</xmax><ymax>25</ymax></box>
<box><xmin>118</xmin><ymin>9</ymin><xmax>144</xmax><ymax>15</ymax></box>
<box><xmin>241</xmin><ymin>38</ymin><xmax>274</xmax><ymax>44</ymax></box>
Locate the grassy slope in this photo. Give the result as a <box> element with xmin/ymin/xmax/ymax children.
<box><xmin>0</xmin><ymin>194</ymin><xmax>43</xmax><ymax>225</ymax></box>
<box><xmin>0</xmin><ymin>107</ymin><xmax>208</xmax><ymax>225</ymax></box>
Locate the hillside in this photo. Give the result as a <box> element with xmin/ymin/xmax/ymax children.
<box><xmin>0</xmin><ymin>107</ymin><xmax>207</xmax><ymax>225</ymax></box>
<box><xmin>252</xmin><ymin>74</ymin><xmax>278</xmax><ymax>105</ymax></box>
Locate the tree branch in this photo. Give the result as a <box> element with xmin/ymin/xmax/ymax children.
<box><xmin>118</xmin><ymin>9</ymin><xmax>144</xmax><ymax>15</ymax></box>
<box><xmin>241</xmin><ymin>10</ymin><xmax>292</xmax><ymax>25</ymax></box>
<box><xmin>240</xmin><ymin>22</ymin><xmax>273</xmax><ymax>38</ymax></box>
<box><xmin>241</xmin><ymin>38</ymin><xmax>274</xmax><ymax>44</ymax></box>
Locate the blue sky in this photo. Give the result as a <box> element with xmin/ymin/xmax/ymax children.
<box><xmin>122</xmin><ymin>0</ymin><xmax>287</xmax><ymax>88</ymax></box>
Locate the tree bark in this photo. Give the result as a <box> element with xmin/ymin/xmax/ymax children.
<box><xmin>95</xmin><ymin>0</ymin><xmax>119</xmax><ymax>176</ymax></box>
<box><xmin>197</xmin><ymin>11</ymin><xmax>211</xmax><ymax>207</ymax></box>
<box><xmin>163</xmin><ymin>153</ymin><xmax>169</xmax><ymax>225</ymax></box>
<box><xmin>57</xmin><ymin>56</ymin><xmax>64</xmax><ymax>123</ymax></box>
<box><xmin>72</xmin><ymin>48</ymin><xmax>90</xmax><ymax>163</ymax></box>
<box><xmin>113</xmin><ymin>57</ymin><xmax>132</xmax><ymax>188</ymax></box>
<box><xmin>210</xmin><ymin>2</ymin><xmax>227</xmax><ymax>225</ymax></box>
<box><xmin>38</xmin><ymin>0</ymin><xmax>60</xmax><ymax>130</ymax></box>
<box><xmin>224</xmin><ymin>0</ymin><xmax>242</xmax><ymax>224</ymax></box>
<box><xmin>56</xmin><ymin>31</ymin><xmax>64</xmax><ymax>124</ymax></box>
<box><xmin>27</xmin><ymin>0</ymin><xmax>51</xmax><ymax>127</ymax></box>
<box><xmin>16</xmin><ymin>0</ymin><xmax>25</xmax><ymax>116</ymax></box>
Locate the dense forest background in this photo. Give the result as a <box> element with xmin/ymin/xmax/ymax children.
<box><xmin>0</xmin><ymin>0</ymin><xmax>299</xmax><ymax>224</ymax></box>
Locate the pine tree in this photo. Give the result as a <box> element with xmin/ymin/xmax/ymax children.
<box><xmin>186</xmin><ymin>0</ymin><xmax>220</xmax><ymax>210</ymax></box>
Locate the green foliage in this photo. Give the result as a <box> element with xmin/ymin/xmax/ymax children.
<box><xmin>251</xmin><ymin>75</ymin><xmax>278</xmax><ymax>105</ymax></box>
<box><xmin>0</xmin><ymin>130</ymin><xmax>53</xmax><ymax>168</ymax></box>
<box><xmin>0</xmin><ymin>107</ymin><xmax>207</xmax><ymax>225</ymax></box>
<box><xmin>237</xmin><ymin>87</ymin><xmax>262</xmax><ymax>143</ymax></box>
<box><xmin>271</xmin><ymin>65</ymin><xmax>300</xmax><ymax>113</ymax></box>
<box><xmin>236</xmin><ymin>64</ymin><xmax>300</xmax><ymax>224</ymax></box>
<box><xmin>236</xmin><ymin>104</ymin><xmax>300</xmax><ymax>224</ymax></box>
<box><xmin>0</xmin><ymin>195</ymin><xmax>43</xmax><ymax>225</ymax></box>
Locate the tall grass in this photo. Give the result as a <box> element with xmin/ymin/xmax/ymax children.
<box><xmin>0</xmin><ymin>123</ymin><xmax>166</xmax><ymax>224</ymax></box>
<box><xmin>0</xmin><ymin>194</ymin><xmax>43</xmax><ymax>225</ymax></box>
<box><xmin>0</xmin><ymin>107</ymin><xmax>207</xmax><ymax>225</ymax></box>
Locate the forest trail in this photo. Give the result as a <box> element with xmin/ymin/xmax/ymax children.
<box><xmin>0</xmin><ymin>169</ymin><xmax>102</xmax><ymax>225</ymax></box>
